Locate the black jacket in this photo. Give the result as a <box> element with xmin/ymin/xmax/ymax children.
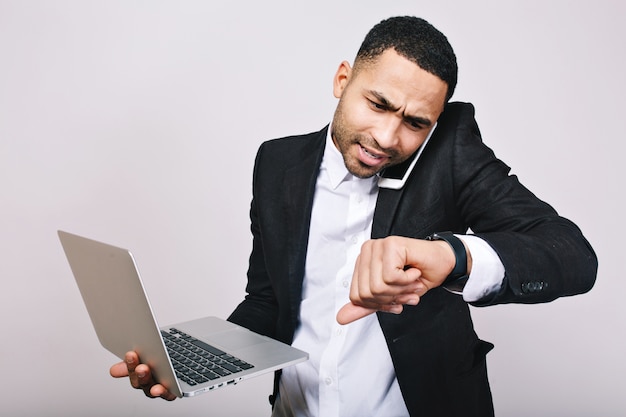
<box><xmin>229</xmin><ymin>102</ymin><xmax>597</xmax><ymax>416</ymax></box>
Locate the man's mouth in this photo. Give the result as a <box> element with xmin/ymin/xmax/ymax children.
<box><xmin>362</xmin><ymin>146</ymin><xmax>383</xmax><ymax>159</ymax></box>
<box><xmin>358</xmin><ymin>144</ymin><xmax>388</xmax><ymax>166</ymax></box>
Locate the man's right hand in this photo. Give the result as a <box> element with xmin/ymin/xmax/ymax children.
<box><xmin>109</xmin><ymin>351</ymin><xmax>177</xmax><ymax>401</ymax></box>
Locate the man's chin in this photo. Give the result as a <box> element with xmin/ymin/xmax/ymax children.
<box><xmin>345</xmin><ymin>162</ymin><xmax>384</xmax><ymax>179</ymax></box>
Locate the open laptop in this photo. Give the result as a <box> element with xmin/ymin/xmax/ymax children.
<box><xmin>58</xmin><ymin>230</ymin><xmax>308</xmax><ymax>398</ymax></box>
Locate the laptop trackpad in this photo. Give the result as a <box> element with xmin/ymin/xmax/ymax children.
<box><xmin>206</xmin><ymin>329</ymin><xmax>266</xmax><ymax>351</ymax></box>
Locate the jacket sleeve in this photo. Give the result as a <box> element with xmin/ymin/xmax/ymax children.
<box><xmin>445</xmin><ymin>103</ymin><xmax>597</xmax><ymax>306</ymax></box>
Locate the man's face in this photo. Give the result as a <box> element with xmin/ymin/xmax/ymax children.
<box><xmin>331</xmin><ymin>49</ymin><xmax>448</xmax><ymax>178</ymax></box>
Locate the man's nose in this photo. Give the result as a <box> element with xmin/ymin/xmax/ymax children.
<box><xmin>372</xmin><ymin>116</ymin><xmax>402</xmax><ymax>149</ymax></box>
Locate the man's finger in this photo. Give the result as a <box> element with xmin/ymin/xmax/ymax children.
<box><xmin>336</xmin><ymin>303</ymin><xmax>377</xmax><ymax>324</ymax></box>
<box><xmin>150</xmin><ymin>384</ymin><xmax>178</xmax><ymax>401</ymax></box>
<box><xmin>110</xmin><ymin>361</ymin><xmax>130</xmax><ymax>378</ymax></box>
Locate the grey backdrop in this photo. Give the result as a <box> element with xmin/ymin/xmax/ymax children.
<box><xmin>1</xmin><ymin>0</ymin><xmax>624</xmax><ymax>416</ymax></box>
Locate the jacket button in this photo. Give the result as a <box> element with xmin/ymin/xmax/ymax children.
<box><xmin>522</xmin><ymin>280</ymin><xmax>548</xmax><ymax>294</ymax></box>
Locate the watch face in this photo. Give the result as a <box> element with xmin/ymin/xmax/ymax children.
<box><xmin>442</xmin><ymin>276</ymin><xmax>469</xmax><ymax>295</ymax></box>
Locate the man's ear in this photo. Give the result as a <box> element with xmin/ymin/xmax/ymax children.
<box><xmin>333</xmin><ymin>61</ymin><xmax>352</xmax><ymax>99</ymax></box>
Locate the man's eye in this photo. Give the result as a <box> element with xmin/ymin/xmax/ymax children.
<box><xmin>407</xmin><ymin>120</ymin><xmax>424</xmax><ymax>130</ymax></box>
<box><xmin>369</xmin><ymin>100</ymin><xmax>385</xmax><ymax>110</ymax></box>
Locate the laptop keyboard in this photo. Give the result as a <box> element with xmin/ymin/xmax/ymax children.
<box><xmin>161</xmin><ymin>328</ymin><xmax>254</xmax><ymax>386</ymax></box>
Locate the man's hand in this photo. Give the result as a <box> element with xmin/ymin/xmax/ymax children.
<box><xmin>109</xmin><ymin>351</ymin><xmax>177</xmax><ymax>401</ymax></box>
<box><xmin>336</xmin><ymin>236</ymin><xmax>470</xmax><ymax>324</ymax></box>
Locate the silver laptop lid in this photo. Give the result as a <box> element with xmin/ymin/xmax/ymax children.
<box><xmin>58</xmin><ymin>230</ymin><xmax>183</xmax><ymax>396</ymax></box>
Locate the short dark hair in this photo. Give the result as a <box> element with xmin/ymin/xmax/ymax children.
<box><xmin>355</xmin><ymin>16</ymin><xmax>458</xmax><ymax>102</ymax></box>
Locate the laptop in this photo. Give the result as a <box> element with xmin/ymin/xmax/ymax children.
<box><xmin>58</xmin><ymin>230</ymin><xmax>308</xmax><ymax>398</ymax></box>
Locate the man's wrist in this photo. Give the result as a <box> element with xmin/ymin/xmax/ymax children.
<box><xmin>426</xmin><ymin>232</ymin><xmax>470</xmax><ymax>294</ymax></box>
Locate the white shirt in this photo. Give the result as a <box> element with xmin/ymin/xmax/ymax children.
<box><xmin>272</xmin><ymin>129</ymin><xmax>504</xmax><ymax>417</ymax></box>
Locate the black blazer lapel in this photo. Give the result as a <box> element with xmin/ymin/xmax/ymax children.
<box><xmin>371</xmin><ymin>186</ymin><xmax>407</xmax><ymax>239</ymax></box>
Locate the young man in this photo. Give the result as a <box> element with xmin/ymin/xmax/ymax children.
<box><xmin>111</xmin><ymin>16</ymin><xmax>597</xmax><ymax>416</ymax></box>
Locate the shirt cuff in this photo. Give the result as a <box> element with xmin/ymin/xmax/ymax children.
<box><xmin>455</xmin><ymin>234</ymin><xmax>505</xmax><ymax>303</ymax></box>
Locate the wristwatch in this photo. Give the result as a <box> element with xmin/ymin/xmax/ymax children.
<box><xmin>426</xmin><ymin>232</ymin><xmax>469</xmax><ymax>294</ymax></box>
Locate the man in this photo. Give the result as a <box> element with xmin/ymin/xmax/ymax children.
<box><xmin>111</xmin><ymin>16</ymin><xmax>597</xmax><ymax>416</ymax></box>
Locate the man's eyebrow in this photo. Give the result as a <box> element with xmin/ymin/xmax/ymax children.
<box><xmin>369</xmin><ymin>90</ymin><xmax>433</xmax><ymax>128</ymax></box>
<box><xmin>404</xmin><ymin>114</ymin><xmax>433</xmax><ymax>128</ymax></box>
<box><xmin>369</xmin><ymin>91</ymin><xmax>398</xmax><ymax>111</ymax></box>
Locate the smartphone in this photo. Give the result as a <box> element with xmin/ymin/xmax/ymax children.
<box><xmin>378</xmin><ymin>123</ymin><xmax>437</xmax><ymax>189</ymax></box>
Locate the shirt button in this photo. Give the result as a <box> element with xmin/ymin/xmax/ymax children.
<box><xmin>350</xmin><ymin>235</ymin><xmax>358</xmax><ymax>244</ymax></box>
<box><xmin>342</xmin><ymin>280</ymin><xmax>349</xmax><ymax>288</ymax></box>
<box><xmin>325</xmin><ymin>377</ymin><xmax>333</xmax><ymax>386</ymax></box>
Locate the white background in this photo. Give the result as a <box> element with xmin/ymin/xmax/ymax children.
<box><xmin>1</xmin><ymin>1</ymin><xmax>624</xmax><ymax>416</ymax></box>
